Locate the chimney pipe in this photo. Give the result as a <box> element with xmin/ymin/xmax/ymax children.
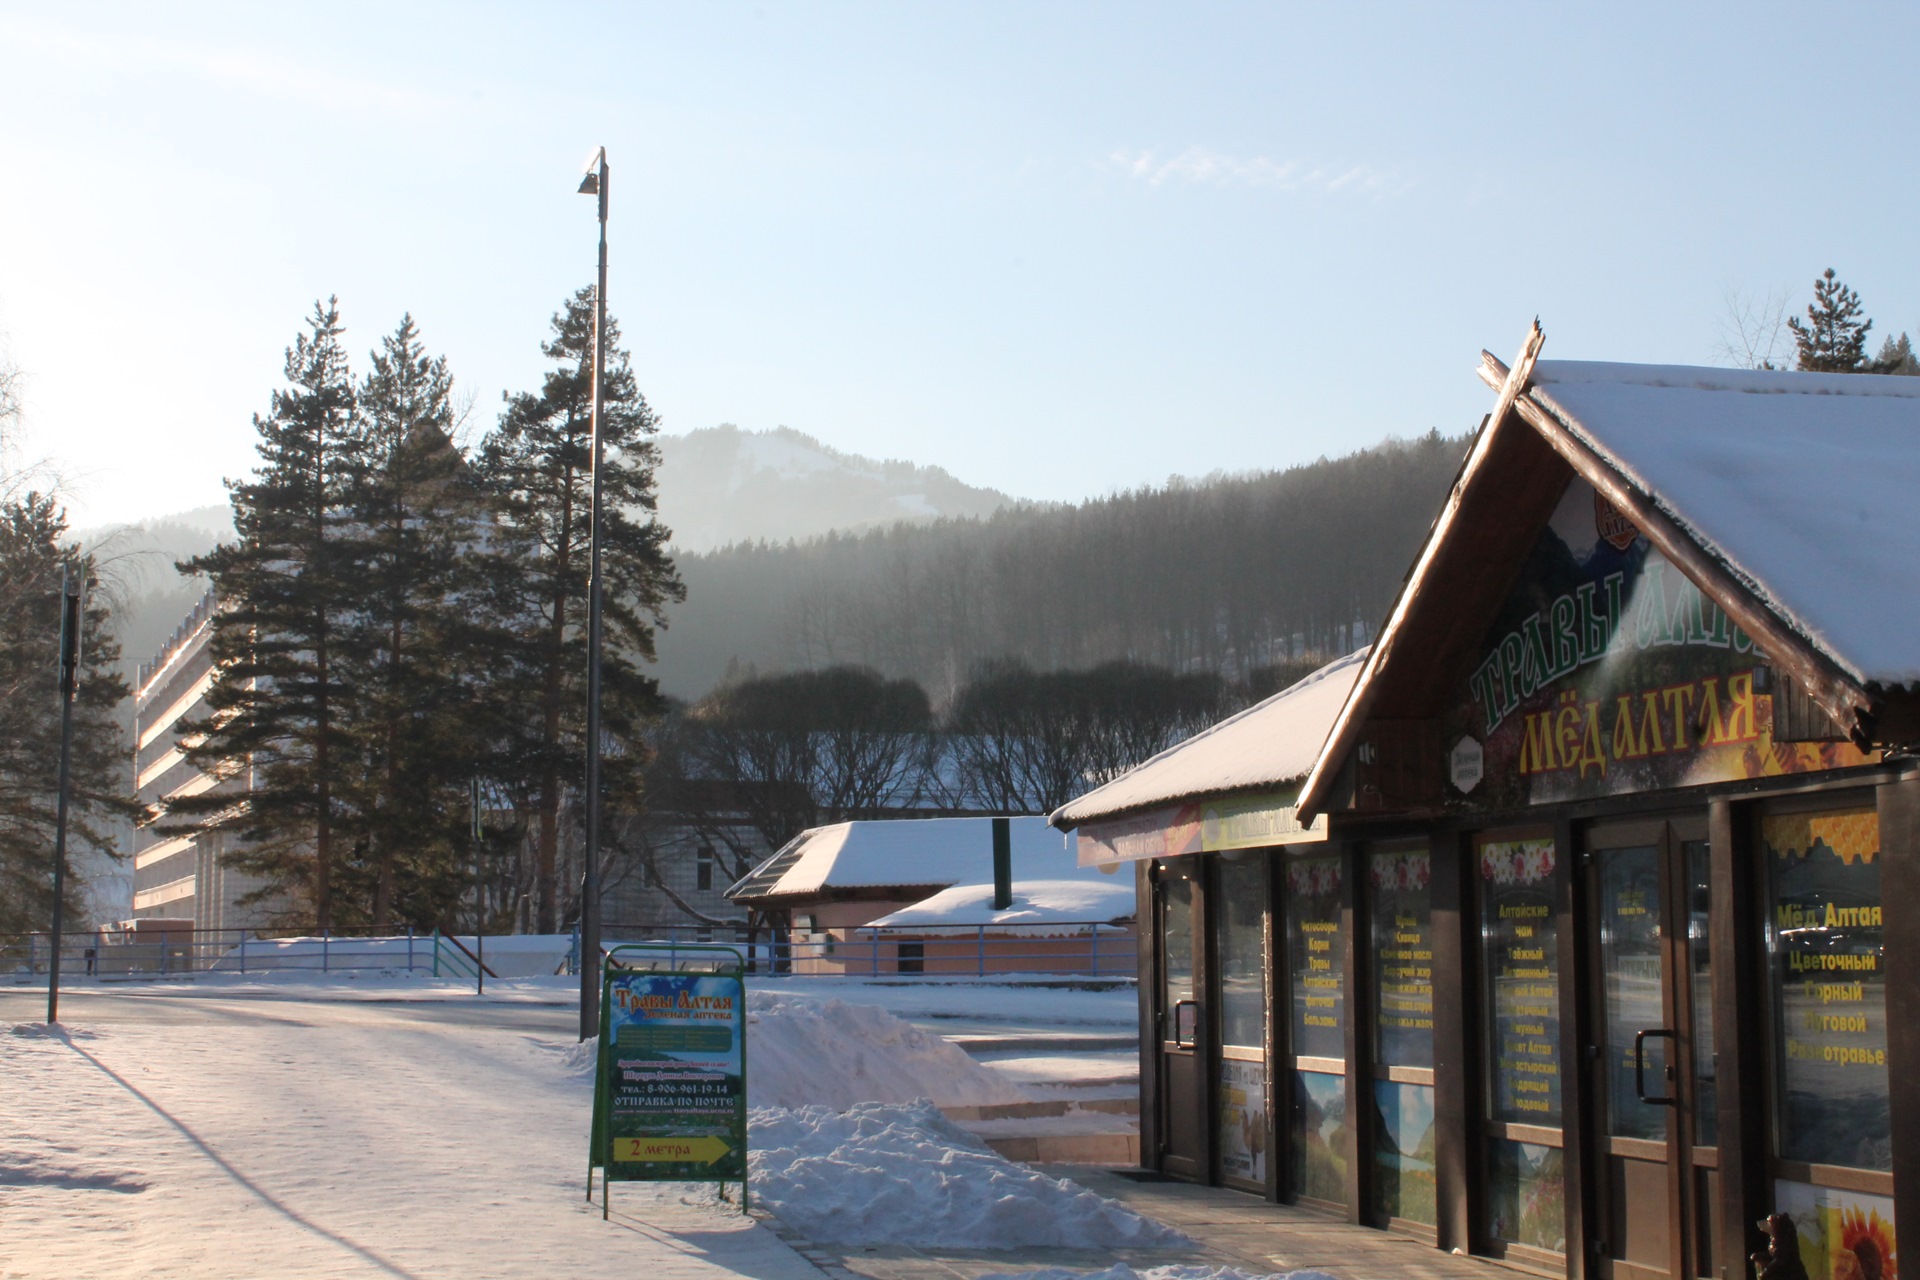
<box><xmin>991</xmin><ymin>817</ymin><xmax>1012</xmax><ymax>911</ymax></box>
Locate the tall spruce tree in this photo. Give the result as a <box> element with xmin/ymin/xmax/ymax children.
<box><xmin>0</xmin><ymin>494</ymin><xmax>136</xmax><ymax>934</ymax></box>
<box><xmin>1789</xmin><ymin>269</ymin><xmax>1875</xmax><ymax>372</ymax></box>
<box><xmin>338</xmin><ymin>315</ymin><xmax>492</xmax><ymax>928</ymax></box>
<box><xmin>478</xmin><ymin>287</ymin><xmax>682</xmax><ymax>933</ymax></box>
<box><xmin>173</xmin><ymin>300</ymin><xmax>360</xmax><ymax>928</ymax></box>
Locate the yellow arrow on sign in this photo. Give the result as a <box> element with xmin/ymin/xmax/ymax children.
<box><xmin>614</xmin><ymin>1136</ymin><xmax>732</xmax><ymax>1165</ymax></box>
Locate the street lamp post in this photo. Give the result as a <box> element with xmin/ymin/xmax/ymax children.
<box><xmin>46</xmin><ymin>567</ymin><xmax>83</xmax><ymax>1025</ymax></box>
<box><xmin>577</xmin><ymin>147</ymin><xmax>609</xmax><ymax>1041</ymax></box>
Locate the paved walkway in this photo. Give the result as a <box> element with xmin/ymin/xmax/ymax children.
<box><xmin>767</xmin><ymin>1166</ymin><xmax>1520</xmax><ymax>1280</ymax></box>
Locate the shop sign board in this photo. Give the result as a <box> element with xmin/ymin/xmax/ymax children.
<box><xmin>1445</xmin><ymin>478</ymin><xmax>1877</xmax><ymax>810</ymax></box>
<box><xmin>1076</xmin><ymin>789</ymin><xmax>1327</xmax><ymax>866</ymax></box>
<box><xmin>588</xmin><ymin>944</ymin><xmax>748</xmax><ymax>1217</ymax></box>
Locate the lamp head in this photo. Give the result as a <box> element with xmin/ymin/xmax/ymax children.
<box><xmin>578</xmin><ymin>146</ymin><xmax>605</xmax><ymax>195</ymax></box>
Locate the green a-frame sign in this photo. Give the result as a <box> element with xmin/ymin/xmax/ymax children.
<box><xmin>587</xmin><ymin>943</ymin><xmax>750</xmax><ymax>1218</ymax></box>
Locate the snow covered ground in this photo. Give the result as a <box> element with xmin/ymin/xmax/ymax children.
<box><xmin>1</xmin><ymin>992</ymin><xmax>806</xmax><ymax>1279</ymax></box>
<box><xmin>749</xmin><ymin>1101</ymin><xmax>1178</xmax><ymax>1249</ymax></box>
<box><xmin>982</xmin><ymin>1268</ymin><xmax>1337</xmax><ymax>1280</ymax></box>
<box><xmin>0</xmin><ymin>977</ymin><xmax>1165</xmax><ymax>1279</ymax></box>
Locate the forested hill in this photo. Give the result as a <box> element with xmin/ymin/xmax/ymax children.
<box><xmin>653</xmin><ymin>430</ymin><xmax>1471</xmax><ymax>702</ymax></box>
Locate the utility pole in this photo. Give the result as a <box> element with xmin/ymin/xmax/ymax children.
<box><xmin>46</xmin><ymin>567</ymin><xmax>83</xmax><ymax>1025</ymax></box>
<box><xmin>577</xmin><ymin>146</ymin><xmax>610</xmax><ymax>1040</ymax></box>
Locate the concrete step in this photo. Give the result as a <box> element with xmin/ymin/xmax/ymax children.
<box><xmin>951</xmin><ymin>1033</ymin><xmax>1137</xmax><ymax>1054</ymax></box>
<box><xmin>982</xmin><ymin>1132</ymin><xmax>1141</xmax><ymax>1165</ymax></box>
<box><xmin>940</xmin><ymin>1096</ymin><xmax>1138</xmax><ymax>1122</ymax></box>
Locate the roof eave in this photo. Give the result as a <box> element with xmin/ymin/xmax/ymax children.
<box><xmin>1050</xmin><ymin>775</ymin><xmax>1308</xmax><ymax>834</ymax></box>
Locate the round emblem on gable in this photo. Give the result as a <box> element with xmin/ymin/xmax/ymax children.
<box><xmin>1449</xmin><ymin>735</ymin><xmax>1484</xmax><ymax>795</ymax></box>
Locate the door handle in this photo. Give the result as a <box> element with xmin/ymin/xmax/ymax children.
<box><xmin>1172</xmin><ymin>999</ymin><xmax>1199</xmax><ymax>1049</ymax></box>
<box><xmin>1634</xmin><ymin>1029</ymin><xmax>1677</xmax><ymax>1105</ymax></box>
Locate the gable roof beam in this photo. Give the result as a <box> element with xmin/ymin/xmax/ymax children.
<box><xmin>1296</xmin><ymin>323</ymin><xmax>1545</xmax><ymax>822</ymax></box>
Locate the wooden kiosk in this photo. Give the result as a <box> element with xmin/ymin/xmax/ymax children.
<box><xmin>1054</xmin><ymin>330</ymin><xmax>1917</xmax><ymax>1280</ymax></box>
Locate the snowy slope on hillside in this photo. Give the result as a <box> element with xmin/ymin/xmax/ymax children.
<box><xmin>655</xmin><ymin>425</ymin><xmax>1019</xmax><ymax>551</ymax></box>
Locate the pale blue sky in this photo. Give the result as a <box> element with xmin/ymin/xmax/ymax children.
<box><xmin>3</xmin><ymin>2</ymin><xmax>1916</xmax><ymax>529</ymax></box>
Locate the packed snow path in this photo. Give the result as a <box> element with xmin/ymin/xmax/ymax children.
<box><xmin>0</xmin><ymin>987</ymin><xmax>817</xmax><ymax>1280</ymax></box>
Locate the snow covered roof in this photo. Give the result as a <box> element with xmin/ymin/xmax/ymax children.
<box><xmin>866</xmin><ymin>878</ymin><xmax>1136</xmax><ymax>933</ymax></box>
<box><xmin>1527</xmin><ymin>360</ymin><xmax>1920</xmax><ymax>688</ymax></box>
<box><xmin>1297</xmin><ymin>344</ymin><xmax>1920</xmax><ymax>821</ymax></box>
<box><xmin>726</xmin><ymin>815</ymin><xmax>1081</xmax><ymax>903</ymax></box>
<box><xmin>1048</xmin><ymin>649</ymin><xmax>1366</xmax><ymax>830</ymax></box>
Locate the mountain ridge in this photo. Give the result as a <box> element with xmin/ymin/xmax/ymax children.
<box><xmin>655</xmin><ymin>424</ymin><xmax>1025</xmax><ymax>553</ymax></box>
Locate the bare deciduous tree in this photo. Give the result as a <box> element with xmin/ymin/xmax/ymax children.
<box><xmin>1714</xmin><ymin>284</ymin><xmax>1794</xmax><ymax>370</ymax></box>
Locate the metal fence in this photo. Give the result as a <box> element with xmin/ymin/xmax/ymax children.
<box><xmin>4</xmin><ymin>920</ymin><xmax>1138</xmax><ymax>983</ymax></box>
<box><xmin>1</xmin><ymin>927</ymin><xmax>489</xmax><ymax>982</ymax></box>
<box><xmin>602</xmin><ymin>920</ymin><xmax>1137</xmax><ymax>978</ymax></box>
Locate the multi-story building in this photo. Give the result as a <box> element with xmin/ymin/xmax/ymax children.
<box><xmin>127</xmin><ymin>591</ymin><xmax>278</xmax><ymax>930</ymax></box>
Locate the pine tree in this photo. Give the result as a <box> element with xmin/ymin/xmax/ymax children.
<box><xmin>0</xmin><ymin>494</ymin><xmax>137</xmax><ymax>934</ymax></box>
<box><xmin>477</xmin><ymin>287</ymin><xmax>682</xmax><ymax>933</ymax></box>
<box><xmin>1789</xmin><ymin>269</ymin><xmax>1875</xmax><ymax>372</ymax></box>
<box><xmin>172</xmin><ymin>300</ymin><xmax>360</xmax><ymax>929</ymax></box>
<box><xmin>1873</xmin><ymin>332</ymin><xmax>1920</xmax><ymax>376</ymax></box>
<box><xmin>337</xmin><ymin>315</ymin><xmax>493</xmax><ymax>928</ymax></box>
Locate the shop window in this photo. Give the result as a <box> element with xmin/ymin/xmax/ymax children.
<box><xmin>1764</xmin><ymin>802</ymin><xmax>1895</xmax><ymax>1280</ymax></box>
<box><xmin>1480</xmin><ymin>834</ymin><xmax>1562</xmax><ymax>1124</ymax></box>
<box><xmin>1476</xmin><ymin>830</ymin><xmax>1565</xmax><ymax>1258</ymax></box>
<box><xmin>1486</xmin><ymin>1138</ymin><xmax>1567</xmax><ymax>1254</ymax></box>
<box><xmin>1372</xmin><ymin>1080</ymin><xmax>1436</xmax><ymax>1227</ymax></box>
<box><xmin>1684</xmin><ymin>838</ymin><xmax>1717</xmax><ymax>1148</ymax></box>
<box><xmin>1764</xmin><ymin>805</ymin><xmax>1889</xmax><ymax>1170</ymax></box>
<box><xmin>1216</xmin><ymin>857</ymin><xmax>1267</xmax><ymax>1051</ymax></box>
<box><xmin>1214</xmin><ymin>855</ymin><xmax>1268</xmax><ymax>1190</ymax></box>
<box><xmin>1161</xmin><ymin>875</ymin><xmax>1194</xmax><ymax>1044</ymax></box>
<box><xmin>1293</xmin><ymin>1069</ymin><xmax>1348</xmax><ymax>1204</ymax></box>
<box><xmin>1367</xmin><ymin>840</ymin><xmax>1435</xmax><ymax>1226</ymax></box>
<box><xmin>1287</xmin><ymin>853</ymin><xmax>1345</xmax><ymax>1057</ymax></box>
<box><xmin>1370</xmin><ymin>842</ymin><xmax>1434</xmax><ymax>1068</ymax></box>
<box><xmin>1285</xmin><ymin>852</ymin><xmax>1346</xmax><ymax>1205</ymax></box>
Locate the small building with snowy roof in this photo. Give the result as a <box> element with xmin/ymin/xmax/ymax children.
<box><xmin>1050</xmin><ymin>327</ymin><xmax>1920</xmax><ymax>1277</ymax></box>
<box><xmin>726</xmin><ymin>814</ymin><xmax>1132</xmax><ymax>975</ymax></box>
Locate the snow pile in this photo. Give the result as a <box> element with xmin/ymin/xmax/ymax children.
<box><xmin>980</xmin><ymin>1268</ymin><xmax>1338</xmax><ymax>1280</ymax></box>
<box><xmin>748</xmin><ymin>1101</ymin><xmax>1186</xmax><ymax>1249</ymax></box>
<box><xmin>555</xmin><ymin>992</ymin><xmax>1032</xmax><ymax>1109</ymax></box>
<box><xmin>747</xmin><ymin>992</ymin><xmax>1032</xmax><ymax>1109</ymax></box>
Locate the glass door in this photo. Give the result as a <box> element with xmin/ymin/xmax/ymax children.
<box><xmin>1587</xmin><ymin>817</ymin><xmax>1717</xmax><ymax>1280</ymax></box>
<box><xmin>1154</xmin><ymin>859</ymin><xmax>1207</xmax><ymax>1179</ymax></box>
